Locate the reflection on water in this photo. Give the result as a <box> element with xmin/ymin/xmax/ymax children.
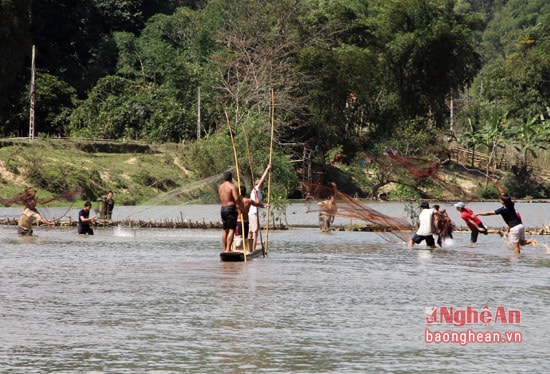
<box><xmin>0</xmin><ymin>223</ymin><xmax>549</xmax><ymax>372</ymax></box>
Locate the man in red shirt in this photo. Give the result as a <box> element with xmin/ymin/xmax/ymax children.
<box><xmin>454</xmin><ymin>202</ymin><xmax>501</xmax><ymax>244</ymax></box>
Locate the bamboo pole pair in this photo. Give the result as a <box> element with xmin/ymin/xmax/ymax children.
<box><xmin>225</xmin><ymin>90</ymin><xmax>275</xmax><ymax>261</ymax></box>
<box><xmin>225</xmin><ymin>111</ymin><xmax>248</xmax><ymax>263</ymax></box>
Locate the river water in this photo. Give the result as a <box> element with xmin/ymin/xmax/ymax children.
<box><xmin>1</xmin><ymin>203</ymin><xmax>549</xmax><ymax>372</ymax></box>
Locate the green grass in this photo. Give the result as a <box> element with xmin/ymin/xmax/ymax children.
<box><xmin>0</xmin><ymin>139</ymin><xmax>202</xmax><ymax>206</ymax></box>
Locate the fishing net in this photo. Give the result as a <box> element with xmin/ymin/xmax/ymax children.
<box><xmin>432</xmin><ymin>205</ymin><xmax>454</xmax><ymax>247</ymax></box>
<box><xmin>303</xmin><ymin>182</ymin><xmax>412</xmax><ymax>243</ymax></box>
<box><xmin>382</xmin><ymin>147</ymin><xmax>451</xmax><ymax>178</ymax></box>
<box><xmin>0</xmin><ymin>186</ymin><xmax>83</xmax><ymax>207</ymax></box>
<box><xmin>0</xmin><ymin>186</ymin><xmax>84</xmax><ymax>222</ymax></box>
<box><xmin>143</xmin><ymin>173</ymin><xmax>225</xmax><ymax>206</ymax></box>
<box><xmin>367</xmin><ymin>147</ymin><xmax>469</xmax><ymax>198</ymax></box>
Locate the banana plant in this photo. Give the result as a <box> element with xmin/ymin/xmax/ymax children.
<box><xmin>505</xmin><ymin>112</ymin><xmax>549</xmax><ymax>166</ymax></box>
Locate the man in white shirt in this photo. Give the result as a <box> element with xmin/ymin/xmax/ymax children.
<box><xmin>248</xmin><ymin>163</ymin><xmax>272</xmax><ymax>250</ymax></box>
<box><xmin>408</xmin><ymin>201</ymin><xmax>436</xmax><ymax>249</ymax></box>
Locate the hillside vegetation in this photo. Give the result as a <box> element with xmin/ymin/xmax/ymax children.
<box><xmin>3</xmin><ymin>138</ymin><xmax>547</xmax><ymax>207</ymax></box>
<box><xmin>1</xmin><ymin>1</ymin><xmax>549</xmax><ymax>205</ymax></box>
<box><xmin>0</xmin><ymin>139</ymin><xmax>201</xmax><ymax>205</ymax></box>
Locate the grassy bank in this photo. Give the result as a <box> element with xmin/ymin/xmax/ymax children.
<box><xmin>1</xmin><ymin>138</ymin><xmax>547</xmax><ymax>208</ymax></box>
<box><xmin>0</xmin><ymin>138</ymin><xmax>207</xmax><ymax>206</ymax></box>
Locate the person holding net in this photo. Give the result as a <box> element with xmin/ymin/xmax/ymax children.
<box><xmin>18</xmin><ymin>190</ymin><xmax>55</xmax><ymax>236</ymax></box>
<box><xmin>318</xmin><ymin>195</ymin><xmax>336</xmax><ymax>232</ymax></box>
<box><xmin>78</xmin><ymin>201</ymin><xmax>96</xmax><ymax>235</ymax></box>
<box><xmin>408</xmin><ymin>202</ymin><xmax>437</xmax><ymax>249</ymax></box>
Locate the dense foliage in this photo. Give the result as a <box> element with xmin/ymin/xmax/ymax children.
<box><xmin>1</xmin><ymin>0</ymin><xmax>548</xmax><ymax>198</ymax></box>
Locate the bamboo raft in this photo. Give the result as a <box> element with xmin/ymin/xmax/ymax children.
<box><xmin>220</xmin><ymin>248</ymin><xmax>264</xmax><ymax>262</ymax></box>
<box><xmin>220</xmin><ymin>238</ymin><xmax>265</xmax><ymax>262</ymax></box>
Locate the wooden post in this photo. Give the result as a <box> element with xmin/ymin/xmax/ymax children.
<box><xmin>29</xmin><ymin>45</ymin><xmax>36</xmax><ymax>140</ymax></box>
<box><xmin>197</xmin><ymin>87</ymin><xmax>201</xmax><ymax>141</ymax></box>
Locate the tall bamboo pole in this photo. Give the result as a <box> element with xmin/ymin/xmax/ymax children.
<box><xmin>241</xmin><ymin>122</ymin><xmax>255</xmax><ymax>188</ymax></box>
<box><xmin>240</xmin><ymin>117</ymin><xmax>260</xmax><ymax>250</ymax></box>
<box><xmin>224</xmin><ymin>110</ymin><xmax>247</xmax><ymax>262</ymax></box>
<box><xmin>264</xmin><ymin>89</ymin><xmax>275</xmax><ymax>256</ymax></box>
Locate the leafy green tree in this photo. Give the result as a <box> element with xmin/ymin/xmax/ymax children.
<box><xmin>30</xmin><ymin>0</ymin><xmax>186</xmax><ymax>94</ymax></box>
<box><xmin>0</xmin><ymin>0</ymin><xmax>32</xmax><ymax>133</ymax></box>
<box><xmin>505</xmin><ymin>113</ymin><xmax>550</xmax><ymax>166</ymax></box>
<box><xmin>372</xmin><ymin>0</ymin><xmax>481</xmax><ymax>125</ymax></box>
<box><xmin>68</xmin><ymin>76</ymin><xmax>191</xmax><ymax>141</ymax></box>
<box><xmin>477</xmin><ymin>0</ymin><xmax>549</xmax><ymax>121</ymax></box>
<box><xmin>68</xmin><ymin>10</ymin><xmax>206</xmax><ymax>141</ymax></box>
<box><xmin>32</xmin><ymin>71</ymin><xmax>77</xmax><ymax>136</ymax></box>
<box><xmin>0</xmin><ymin>0</ymin><xmax>32</xmax><ymax>94</ymax></box>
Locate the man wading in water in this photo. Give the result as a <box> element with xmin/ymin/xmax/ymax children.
<box><xmin>474</xmin><ymin>179</ymin><xmax>537</xmax><ymax>254</ymax></box>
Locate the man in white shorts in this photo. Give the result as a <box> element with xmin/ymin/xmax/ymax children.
<box><xmin>248</xmin><ymin>163</ymin><xmax>272</xmax><ymax>250</ymax></box>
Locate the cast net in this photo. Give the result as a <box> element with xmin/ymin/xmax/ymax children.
<box><xmin>432</xmin><ymin>206</ymin><xmax>454</xmax><ymax>247</ymax></box>
<box><xmin>369</xmin><ymin>147</ymin><xmax>468</xmax><ymax>198</ymax></box>
<box><xmin>143</xmin><ymin>173</ymin><xmax>224</xmax><ymax>206</ymax></box>
<box><xmin>382</xmin><ymin>147</ymin><xmax>450</xmax><ymax>178</ymax></box>
<box><xmin>0</xmin><ymin>186</ymin><xmax>84</xmax><ymax>221</ymax></box>
<box><xmin>0</xmin><ymin>186</ymin><xmax>83</xmax><ymax>207</ymax></box>
<box><xmin>303</xmin><ymin>182</ymin><xmax>411</xmax><ymax>243</ymax></box>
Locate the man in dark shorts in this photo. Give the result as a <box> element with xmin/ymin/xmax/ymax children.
<box><xmin>218</xmin><ymin>171</ymin><xmax>243</xmax><ymax>252</ymax></box>
<box><xmin>454</xmin><ymin>202</ymin><xmax>494</xmax><ymax>243</ymax></box>
<box><xmin>78</xmin><ymin>201</ymin><xmax>96</xmax><ymax>235</ymax></box>
<box><xmin>408</xmin><ymin>202</ymin><xmax>436</xmax><ymax>249</ymax></box>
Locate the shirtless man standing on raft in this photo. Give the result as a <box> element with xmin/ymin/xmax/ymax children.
<box><xmin>218</xmin><ymin>171</ymin><xmax>243</xmax><ymax>252</ymax></box>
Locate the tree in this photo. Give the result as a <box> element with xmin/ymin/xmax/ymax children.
<box><xmin>206</xmin><ymin>0</ymin><xmax>313</xmax><ymax>166</ymax></box>
<box><xmin>477</xmin><ymin>0</ymin><xmax>549</xmax><ymax>121</ymax></box>
<box><xmin>372</xmin><ymin>0</ymin><xmax>481</xmax><ymax>126</ymax></box>
<box><xmin>67</xmin><ymin>11</ymin><xmax>205</xmax><ymax>141</ymax></box>
<box><xmin>505</xmin><ymin>113</ymin><xmax>550</xmax><ymax>166</ymax></box>
<box><xmin>0</xmin><ymin>0</ymin><xmax>32</xmax><ymax>94</ymax></box>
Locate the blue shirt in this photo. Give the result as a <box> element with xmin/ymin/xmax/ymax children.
<box><xmin>494</xmin><ymin>203</ymin><xmax>521</xmax><ymax>228</ymax></box>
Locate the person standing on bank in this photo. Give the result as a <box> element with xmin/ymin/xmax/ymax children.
<box><xmin>408</xmin><ymin>202</ymin><xmax>437</xmax><ymax>249</ymax></box>
<box><xmin>248</xmin><ymin>163</ymin><xmax>272</xmax><ymax>251</ymax></box>
<box><xmin>105</xmin><ymin>191</ymin><xmax>115</xmax><ymax>219</ymax></box>
<box><xmin>473</xmin><ymin>179</ymin><xmax>537</xmax><ymax>254</ymax></box>
<box><xmin>218</xmin><ymin>171</ymin><xmax>243</xmax><ymax>252</ymax></box>
<box><xmin>18</xmin><ymin>196</ymin><xmax>55</xmax><ymax>236</ymax></box>
<box><xmin>78</xmin><ymin>201</ymin><xmax>96</xmax><ymax>235</ymax></box>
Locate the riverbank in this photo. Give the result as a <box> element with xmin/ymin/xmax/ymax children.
<box><xmin>2</xmin><ymin>138</ymin><xmax>549</xmax><ymax>206</ymax></box>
